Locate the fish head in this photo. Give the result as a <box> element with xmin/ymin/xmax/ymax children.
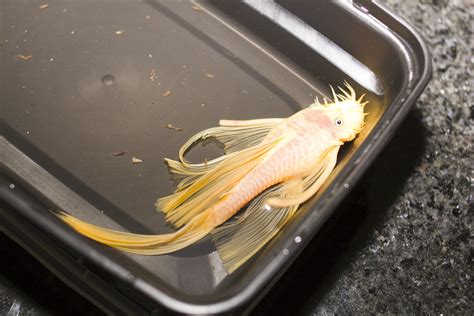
<box><xmin>317</xmin><ymin>82</ymin><xmax>368</xmax><ymax>142</ymax></box>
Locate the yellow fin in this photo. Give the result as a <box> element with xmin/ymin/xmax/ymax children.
<box><xmin>157</xmin><ymin>137</ymin><xmax>283</xmax><ymax>228</ymax></box>
<box><xmin>212</xmin><ymin>146</ymin><xmax>339</xmax><ymax>273</ymax></box>
<box><xmin>212</xmin><ymin>185</ymin><xmax>298</xmax><ymax>273</ymax></box>
<box><xmin>57</xmin><ymin>209</ymin><xmax>212</xmax><ymax>255</ymax></box>
<box><xmin>265</xmin><ymin>146</ymin><xmax>340</xmax><ymax>208</ymax></box>
<box><xmin>178</xmin><ymin>118</ymin><xmax>283</xmax><ymax>163</ymax></box>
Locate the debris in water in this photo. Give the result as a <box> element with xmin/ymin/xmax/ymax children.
<box><xmin>110</xmin><ymin>151</ymin><xmax>126</xmax><ymax>157</ymax></box>
<box><xmin>150</xmin><ymin>68</ymin><xmax>157</xmax><ymax>81</ymax></box>
<box><xmin>39</xmin><ymin>4</ymin><xmax>49</xmax><ymax>10</ymax></box>
<box><xmin>192</xmin><ymin>5</ymin><xmax>202</xmax><ymax>11</ymax></box>
<box><xmin>163</xmin><ymin>90</ymin><xmax>171</xmax><ymax>97</ymax></box>
<box><xmin>163</xmin><ymin>123</ymin><xmax>183</xmax><ymax>131</ymax></box>
<box><xmin>115</xmin><ymin>30</ymin><xmax>125</xmax><ymax>35</ymax></box>
<box><xmin>205</xmin><ymin>73</ymin><xmax>215</xmax><ymax>78</ymax></box>
<box><xmin>145</xmin><ymin>15</ymin><xmax>151</xmax><ymax>19</ymax></box>
<box><xmin>132</xmin><ymin>157</ymin><xmax>143</xmax><ymax>164</ymax></box>
<box><xmin>16</xmin><ymin>54</ymin><xmax>32</xmax><ymax>61</ymax></box>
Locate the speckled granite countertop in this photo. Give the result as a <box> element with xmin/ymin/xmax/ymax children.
<box><xmin>1</xmin><ymin>0</ymin><xmax>472</xmax><ymax>315</ymax></box>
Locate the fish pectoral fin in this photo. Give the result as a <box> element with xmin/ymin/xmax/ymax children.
<box><xmin>157</xmin><ymin>138</ymin><xmax>283</xmax><ymax>228</ymax></box>
<box><xmin>211</xmin><ymin>185</ymin><xmax>298</xmax><ymax>274</ymax></box>
<box><xmin>265</xmin><ymin>146</ymin><xmax>340</xmax><ymax>208</ymax></box>
<box><xmin>178</xmin><ymin>118</ymin><xmax>283</xmax><ymax>163</ymax></box>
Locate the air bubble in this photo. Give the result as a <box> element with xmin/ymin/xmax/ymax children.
<box><xmin>9</xmin><ymin>184</ymin><xmax>15</xmax><ymax>189</ymax></box>
<box><xmin>343</xmin><ymin>183</ymin><xmax>350</xmax><ymax>189</ymax></box>
<box><xmin>264</xmin><ymin>204</ymin><xmax>272</xmax><ymax>211</ymax></box>
<box><xmin>101</xmin><ymin>74</ymin><xmax>115</xmax><ymax>86</ymax></box>
<box><xmin>294</xmin><ymin>236</ymin><xmax>302</xmax><ymax>243</ymax></box>
<box><xmin>282</xmin><ymin>249</ymin><xmax>289</xmax><ymax>255</ymax></box>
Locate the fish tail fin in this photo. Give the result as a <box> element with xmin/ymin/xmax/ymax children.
<box><xmin>57</xmin><ymin>209</ymin><xmax>213</xmax><ymax>255</ymax></box>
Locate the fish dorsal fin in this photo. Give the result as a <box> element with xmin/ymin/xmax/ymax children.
<box><xmin>157</xmin><ymin>137</ymin><xmax>284</xmax><ymax>228</ymax></box>
<box><xmin>178</xmin><ymin>118</ymin><xmax>283</xmax><ymax>162</ymax></box>
<box><xmin>161</xmin><ymin>118</ymin><xmax>284</xmax><ymax>193</ymax></box>
<box><xmin>211</xmin><ymin>146</ymin><xmax>340</xmax><ymax>273</ymax></box>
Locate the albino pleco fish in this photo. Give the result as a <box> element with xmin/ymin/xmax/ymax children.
<box><xmin>58</xmin><ymin>82</ymin><xmax>367</xmax><ymax>273</ymax></box>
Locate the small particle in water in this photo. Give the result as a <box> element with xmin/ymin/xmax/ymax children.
<box><xmin>132</xmin><ymin>157</ymin><xmax>143</xmax><ymax>164</ymax></box>
<box><xmin>162</xmin><ymin>123</ymin><xmax>183</xmax><ymax>131</ymax></box>
<box><xmin>110</xmin><ymin>151</ymin><xmax>126</xmax><ymax>157</ymax></box>
<box><xmin>16</xmin><ymin>54</ymin><xmax>32</xmax><ymax>61</ymax></box>
<box><xmin>145</xmin><ymin>15</ymin><xmax>151</xmax><ymax>19</ymax></box>
<box><xmin>9</xmin><ymin>184</ymin><xmax>15</xmax><ymax>189</ymax></box>
<box><xmin>149</xmin><ymin>68</ymin><xmax>157</xmax><ymax>81</ymax></box>
<box><xmin>264</xmin><ymin>204</ymin><xmax>272</xmax><ymax>211</ymax></box>
<box><xmin>39</xmin><ymin>4</ymin><xmax>49</xmax><ymax>9</ymax></box>
<box><xmin>22</xmin><ymin>85</ymin><xmax>26</xmax><ymax>89</ymax></box>
<box><xmin>24</xmin><ymin>29</ymin><xmax>28</xmax><ymax>33</ymax></box>
<box><xmin>192</xmin><ymin>5</ymin><xmax>202</xmax><ymax>11</ymax></box>
<box><xmin>294</xmin><ymin>236</ymin><xmax>302</xmax><ymax>243</ymax></box>
<box><xmin>205</xmin><ymin>73</ymin><xmax>215</xmax><ymax>78</ymax></box>
<box><xmin>282</xmin><ymin>249</ymin><xmax>289</xmax><ymax>255</ymax></box>
<box><xmin>71</xmin><ymin>31</ymin><xmax>75</xmax><ymax>34</ymax></box>
<box><xmin>343</xmin><ymin>182</ymin><xmax>350</xmax><ymax>189</ymax></box>
<box><xmin>26</xmin><ymin>131</ymin><xmax>30</xmax><ymax>135</ymax></box>
<box><xmin>49</xmin><ymin>57</ymin><xmax>54</xmax><ymax>62</ymax></box>
<box><xmin>115</xmin><ymin>30</ymin><xmax>125</xmax><ymax>35</ymax></box>
<box><xmin>162</xmin><ymin>90</ymin><xmax>171</xmax><ymax>97</ymax></box>
<box><xmin>148</xmin><ymin>54</ymin><xmax>153</xmax><ymax>58</ymax></box>
<box><xmin>201</xmin><ymin>103</ymin><xmax>205</xmax><ymax>107</ymax></box>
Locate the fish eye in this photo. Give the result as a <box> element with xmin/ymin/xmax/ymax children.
<box><xmin>335</xmin><ymin>118</ymin><xmax>343</xmax><ymax>126</ymax></box>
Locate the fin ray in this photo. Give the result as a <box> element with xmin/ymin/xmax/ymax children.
<box><xmin>212</xmin><ymin>185</ymin><xmax>298</xmax><ymax>273</ymax></box>
<box><xmin>157</xmin><ymin>137</ymin><xmax>283</xmax><ymax>228</ymax></box>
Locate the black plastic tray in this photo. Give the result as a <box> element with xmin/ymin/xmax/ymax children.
<box><xmin>1</xmin><ymin>0</ymin><xmax>431</xmax><ymax>314</ymax></box>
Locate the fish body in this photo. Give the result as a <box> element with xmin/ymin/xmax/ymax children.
<box><xmin>209</xmin><ymin>107</ymin><xmax>343</xmax><ymax>227</ymax></box>
<box><xmin>58</xmin><ymin>83</ymin><xmax>367</xmax><ymax>273</ymax></box>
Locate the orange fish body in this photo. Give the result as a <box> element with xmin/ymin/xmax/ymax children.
<box><xmin>58</xmin><ymin>83</ymin><xmax>367</xmax><ymax>273</ymax></box>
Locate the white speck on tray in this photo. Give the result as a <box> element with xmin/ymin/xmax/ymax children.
<box><xmin>132</xmin><ymin>157</ymin><xmax>143</xmax><ymax>164</ymax></box>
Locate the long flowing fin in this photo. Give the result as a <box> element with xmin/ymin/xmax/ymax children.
<box><xmin>57</xmin><ymin>209</ymin><xmax>213</xmax><ymax>255</ymax></box>
<box><xmin>178</xmin><ymin>118</ymin><xmax>283</xmax><ymax>164</ymax></box>
<box><xmin>211</xmin><ymin>185</ymin><xmax>298</xmax><ymax>274</ymax></box>
<box><xmin>157</xmin><ymin>137</ymin><xmax>284</xmax><ymax>228</ymax></box>
<box><xmin>265</xmin><ymin>146</ymin><xmax>340</xmax><ymax>208</ymax></box>
<box><xmin>159</xmin><ymin>118</ymin><xmax>283</xmax><ymax>195</ymax></box>
<box><xmin>211</xmin><ymin>146</ymin><xmax>340</xmax><ymax>273</ymax></box>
